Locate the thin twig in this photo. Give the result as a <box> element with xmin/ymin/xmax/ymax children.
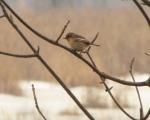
<box><xmin>141</xmin><ymin>0</ymin><xmax>150</xmax><ymax>7</ymax></box>
<box><xmin>88</xmin><ymin>32</ymin><xmax>99</xmax><ymax>52</ymax></box>
<box><xmin>85</xmin><ymin>48</ymin><xmax>137</xmax><ymax>119</ymax></box>
<box><xmin>129</xmin><ymin>58</ymin><xmax>144</xmax><ymax>119</ymax></box>
<box><xmin>1</xmin><ymin>0</ymin><xmax>149</xmax><ymax>87</ymax></box>
<box><xmin>0</xmin><ymin>3</ymin><xmax>95</xmax><ymax>120</ymax></box>
<box><xmin>91</xmin><ymin>32</ymin><xmax>99</xmax><ymax>44</ymax></box>
<box><xmin>56</xmin><ymin>20</ymin><xmax>70</xmax><ymax>43</ymax></box>
<box><xmin>86</xmin><ymin>52</ymin><xmax>97</xmax><ymax>68</ymax></box>
<box><xmin>145</xmin><ymin>52</ymin><xmax>150</xmax><ymax>56</ymax></box>
<box><xmin>32</xmin><ymin>84</ymin><xmax>47</xmax><ymax>120</ymax></box>
<box><xmin>144</xmin><ymin>108</ymin><xmax>150</xmax><ymax>120</ymax></box>
<box><xmin>0</xmin><ymin>49</ymin><xmax>39</xmax><ymax>58</ymax></box>
<box><xmin>132</xmin><ymin>0</ymin><xmax>150</xmax><ymax>27</ymax></box>
<box><xmin>0</xmin><ymin>1</ymin><xmax>146</xmax><ymax>120</ymax></box>
<box><xmin>101</xmin><ymin>76</ymin><xmax>137</xmax><ymax>120</ymax></box>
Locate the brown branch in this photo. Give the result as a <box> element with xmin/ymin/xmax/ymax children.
<box><xmin>144</xmin><ymin>108</ymin><xmax>150</xmax><ymax>120</ymax></box>
<box><xmin>0</xmin><ymin>50</ymin><xmax>39</xmax><ymax>58</ymax></box>
<box><xmin>100</xmin><ymin>76</ymin><xmax>137</xmax><ymax>120</ymax></box>
<box><xmin>84</xmin><ymin>47</ymin><xmax>137</xmax><ymax>119</ymax></box>
<box><xmin>0</xmin><ymin>1</ymin><xmax>148</xmax><ymax>119</ymax></box>
<box><xmin>91</xmin><ymin>32</ymin><xmax>99</xmax><ymax>44</ymax></box>
<box><xmin>145</xmin><ymin>52</ymin><xmax>150</xmax><ymax>56</ymax></box>
<box><xmin>0</xmin><ymin>3</ymin><xmax>95</xmax><ymax>120</ymax></box>
<box><xmin>87</xmin><ymin>32</ymin><xmax>99</xmax><ymax>52</ymax></box>
<box><xmin>141</xmin><ymin>0</ymin><xmax>150</xmax><ymax>7</ymax></box>
<box><xmin>132</xmin><ymin>0</ymin><xmax>150</xmax><ymax>27</ymax></box>
<box><xmin>1</xmin><ymin>0</ymin><xmax>150</xmax><ymax>87</ymax></box>
<box><xmin>86</xmin><ymin>52</ymin><xmax>97</xmax><ymax>68</ymax></box>
<box><xmin>56</xmin><ymin>20</ymin><xmax>70</xmax><ymax>43</ymax></box>
<box><xmin>129</xmin><ymin>58</ymin><xmax>144</xmax><ymax>119</ymax></box>
<box><xmin>32</xmin><ymin>84</ymin><xmax>47</xmax><ymax>120</ymax></box>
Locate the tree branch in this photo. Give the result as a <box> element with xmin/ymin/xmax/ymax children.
<box><xmin>32</xmin><ymin>84</ymin><xmax>47</xmax><ymax>120</ymax></box>
<box><xmin>129</xmin><ymin>58</ymin><xmax>144</xmax><ymax>119</ymax></box>
<box><xmin>144</xmin><ymin>108</ymin><xmax>150</xmax><ymax>120</ymax></box>
<box><xmin>0</xmin><ymin>51</ymin><xmax>38</xmax><ymax>58</ymax></box>
<box><xmin>132</xmin><ymin>0</ymin><xmax>150</xmax><ymax>27</ymax></box>
<box><xmin>91</xmin><ymin>32</ymin><xmax>99</xmax><ymax>44</ymax></box>
<box><xmin>0</xmin><ymin>3</ymin><xmax>95</xmax><ymax>120</ymax></box>
<box><xmin>141</xmin><ymin>0</ymin><xmax>150</xmax><ymax>7</ymax></box>
<box><xmin>1</xmin><ymin>0</ymin><xmax>149</xmax><ymax>87</ymax></box>
<box><xmin>0</xmin><ymin>1</ymin><xmax>149</xmax><ymax>119</ymax></box>
<box><xmin>145</xmin><ymin>52</ymin><xmax>150</xmax><ymax>56</ymax></box>
<box><xmin>56</xmin><ymin>20</ymin><xmax>70</xmax><ymax>43</ymax></box>
<box><xmin>87</xmin><ymin>52</ymin><xmax>137</xmax><ymax>120</ymax></box>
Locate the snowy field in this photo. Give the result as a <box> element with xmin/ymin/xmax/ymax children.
<box><xmin>0</xmin><ymin>74</ymin><xmax>149</xmax><ymax>120</ymax></box>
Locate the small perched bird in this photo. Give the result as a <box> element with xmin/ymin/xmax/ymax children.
<box><xmin>64</xmin><ymin>32</ymin><xmax>99</xmax><ymax>52</ymax></box>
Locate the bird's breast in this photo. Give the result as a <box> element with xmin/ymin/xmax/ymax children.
<box><xmin>67</xmin><ymin>38</ymin><xmax>88</xmax><ymax>51</ymax></box>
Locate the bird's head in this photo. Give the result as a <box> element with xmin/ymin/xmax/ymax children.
<box><xmin>64</xmin><ymin>32</ymin><xmax>75</xmax><ymax>40</ymax></box>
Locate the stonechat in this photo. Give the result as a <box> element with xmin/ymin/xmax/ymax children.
<box><xmin>64</xmin><ymin>32</ymin><xmax>99</xmax><ymax>52</ymax></box>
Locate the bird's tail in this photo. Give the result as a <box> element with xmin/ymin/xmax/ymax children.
<box><xmin>90</xmin><ymin>43</ymin><xmax>100</xmax><ymax>46</ymax></box>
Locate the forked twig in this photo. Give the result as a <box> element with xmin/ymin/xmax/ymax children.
<box><xmin>0</xmin><ymin>1</ymin><xmax>149</xmax><ymax>119</ymax></box>
<box><xmin>32</xmin><ymin>84</ymin><xmax>47</xmax><ymax>120</ymax></box>
<box><xmin>1</xmin><ymin>0</ymin><xmax>149</xmax><ymax>87</ymax></box>
<box><xmin>0</xmin><ymin>3</ymin><xmax>95</xmax><ymax>120</ymax></box>
<box><xmin>100</xmin><ymin>77</ymin><xmax>136</xmax><ymax>120</ymax></box>
<box><xmin>56</xmin><ymin>20</ymin><xmax>70</xmax><ymax>43</ymax></box>
<box><xmin>84</xmin><ymin>45</ymin><xmax>137</xmax><ymax>119</ymax></box>
<box><xmin>129</xmin><ymin>58</ymin><xmax>144</xmax><ymax>119</ymax></box>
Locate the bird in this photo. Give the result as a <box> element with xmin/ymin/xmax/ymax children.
<box><xmin>64</xmin><ymin>32</ymin><xmax>100</xmax><ymax>52</ymax></box>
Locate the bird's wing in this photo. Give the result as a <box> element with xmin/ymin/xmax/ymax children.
<box><xmin>72</xmin><ymin>33</ymin><xmax>86</xmax><ymax>39</ymax></box>
<box><xmin>74</xmin><ymin>38</ymin><xmax>91</xmax><ymax>45</ymax></box>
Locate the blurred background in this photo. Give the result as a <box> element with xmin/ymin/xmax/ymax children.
<box><xmin>0</xmin><ymin>0</ymin><xmax>149</xmax><ymax>120</ymax></box>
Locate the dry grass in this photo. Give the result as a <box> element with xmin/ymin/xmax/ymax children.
<box><xmin>0</xmin><ymin>7</ymin><xmax>149</xmax><ymax>94</ymax></box>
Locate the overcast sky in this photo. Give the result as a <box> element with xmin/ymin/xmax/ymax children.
<box><xmin>6</xmin><ymin>0</ymin><xmax>133</xmax><ymax>11</ymax></box>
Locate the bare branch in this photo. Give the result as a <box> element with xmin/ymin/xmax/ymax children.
<box><xmin>56</xmin><ymin>20</ymin><xmax>70</xmax><ymax>43</ymax></box>
<box><xmin>145</xmin><ymin>52</ymin><xmax>150</xmax><ymax>56</ymax></box>
<box><xmin>0</xmin><ymin>51</ymin><xmax>37</xmax><ymax>58</ymax></box>
<box><xmin>145</xmin><ymin>77</ymin><xmax>150</xmax><ymax>87</ymax></box>
<box><xmin>32</xmin><ymin>84</ymin><xmax>47</xmax><ymax>120</ymax></box>
<box><xmin>144</xmin><ymin>108</ymin><xmax>150</xmax><ymax>120</ymax></box>
<box><xmin>132</xmin><ymin>0</ymin><xmax>150</xmax><ymax>27</ymax></box>
<box><xmin>0</xmin><ymin>1</ymin><xmax>148</xmax><ymax>120</ymax></box>
<box><xmin>1</xmin><ymin>0</ymin><xmax>149</xmax><ymax>87</ymax></box>
<box><xmin>129</xmin><ymin>58</ymin><xmax>144</xmax><ymax>119</ymax></box>
<box><xmin>141</xmin><ymin>0</ymin><xmax>150</xmax><ymax>7</ymax></box>
<box><xmin>0</xmin><ymin>3</ymin><xmax>95</xmax><ymax>120</ymax></box>
<box><xmin>86</xmin><ymin>52</ymin><xmax>97</xmax><ymax>68</ymax></box>
<box><xmin>86</xmin><ymin>53</ymin><xmax>137</xmax><ymax>119</ymax></box>
<box><xmin>105</xmin><ymin>86</ymin><xmax>113</xmax><ymax>92</ymax></box>
<box><xmin>87</xmin><ymin>32</ymin><xmax>99</xmax><ymax>52</ymax></box>
<box><xmin>100</xmin><ymin>77</ymin><xmax>137</xmax><ymax>120</ymax></box>
<box><xmin>91</xmin><ymin>32</ymin><xmax>99</xmax><ymax>44</ymax></box>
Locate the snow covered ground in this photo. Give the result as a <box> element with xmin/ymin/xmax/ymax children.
<box><xmin>0</xmin><ymin>74</ymin><xmax>149</xmax><ymax>120</ymax></box>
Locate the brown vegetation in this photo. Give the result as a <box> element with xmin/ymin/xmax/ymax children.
<box><xmin>0</xmin><ymin>8</ymin><xmax>149</xmax><ymax>94</ymax></box>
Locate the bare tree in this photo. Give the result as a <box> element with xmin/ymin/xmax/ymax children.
<box><xmin>0</xmin><ymin>0</ymin><xmax>149</xmax><ymax>120</ymax></box>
